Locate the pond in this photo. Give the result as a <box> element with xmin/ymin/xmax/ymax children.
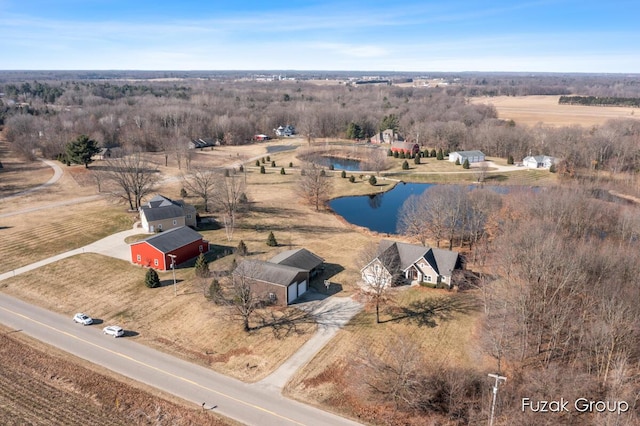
<box><xmin>330</xmin><ymin>182</ymin><xmax>434</xmax><ymax>234</ymax></box>
<box><xmin>310</xmin><ymin>156</ymin><xmax>363</xmax><ymax>171</ymax></box>
<box><xmin>329</xmin><ymin>182</ymin><xmax>516</xmax><ymax>234</ymax></box>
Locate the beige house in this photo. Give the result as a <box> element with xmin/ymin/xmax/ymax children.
<box><xmin>139</xmin><ymin>195</ymin><xmax>197</xmax><ymax>233</ymax></box>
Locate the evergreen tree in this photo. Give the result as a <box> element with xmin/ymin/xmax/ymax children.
<box><xmin>463</xmin><ymin>158</ymin><xmax>470</xmax><ymax>169</ymax></box>
<box><xmin>65</xmin><ymin>134</ymin><xmax>100</xmax><ymax>168</ymax></box>
<box><xmin>194</xmin><ymin>253</ymin><xmax>209</xmax><ymax>278</ymax></box>
<box><xmin>341</xmin><ymin>170</ymin><xmax>347</xmax><ymax>178</ymax></box>
<box><xmin>236</xmin><ymin>240</ymin><xmax>248</xmax><ymax>256</ymax></box>
<box><xmin>289</xmin><ymin>162</ymin><xmax>293</xmax><ymax>167</ymax></box>
<box><xmin>436</xmin><ymin>148</ymin><xmax>444</xmax><ymax>160</ymax></box>
<box><xmin>507</xmin><ymin>155</ymin><xmax>514</xmax><ymax>165</ymax></box>
<box><xmin>402</xmin><ymin>160</ymin><xmax>409</xmax><ymax>170</ymax></box>
<box><xmin>260</xmin><ymin>165</ymin><xmax>265</xmax><ymax>174</ymax></box>
<box><xmin>430</xmin><ymin>148</ymin><xmax>437</xmax><ymax>158</ymax></box>
<box><xmin>144</xmin><ymin>268</ymin><xmax>161</xmax><ymax>288</ymax></box>
<box><xmin>387</xmin><ymin>149</ymin><xmax>393</xmax><ymax>157</ymax></box>
<box><xmin>271</xmin><ymin>160</ymin><xmax>276</xmax><ymax>167</ymax></box>
<box><xmin>255</xmin><ymin>160</ymin><xmax>260</xmax><ymax>167</ymax></box>
<box><xmin>414</xmin><ymin>155</ymin><xmax>421</xmax><ymax>165</ymax></box>
<box><xmin>280</xmin><ymin>167</ymin><xmax>286</xmax><ymax>175</ymax></box>
<box><xmin>455</xmin><ymin>158</ymin><xmax>461</xmax><ymax>165</ymax></box>
<box><xmin>266</xmin><ymin>231</ymin><xmax>278</xmax><ymax>247</ymax></box>
<box><xmin>369</xmin><ymin>175</ymin><xmax>377</xmax><ymax>185</ymax></box>
<box><xmin>349</xmin><ymin>175</ymin><xmax>356</xmax><ymax>183</ymax></box>
<box><xmin>393</xmin><ymin>150</ymin><xmax>399</xmax><ymax>158</ymax></box>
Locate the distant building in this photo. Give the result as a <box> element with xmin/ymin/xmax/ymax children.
<box><xmin>448</xmin><ymin>150</ymin><xmax>486</xmax><ymax>164</ymax></box>
<box><xmin>370</xmin><ymin>129</ymin><xmax>404</xmax><ymax>144</ymax></box>
<box><xmin>274</xmin><ymin>125</ymin><xmax>295</xmax><ymax>137</ymax></box>
<box><xmin>189</xmin><ymin>138</ymin><xmax>219</xmax><ymax>149</ymax></box>
<box><xmin>522</xmin><ymin>155</ymin><xmax>556</xmax><ymax>169</ymax></box>
<box><xmin>253</xmin><ymin>134</ymin><xmax>270</xmax><ymax>141</ymax></box>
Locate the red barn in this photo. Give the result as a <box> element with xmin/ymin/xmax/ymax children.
<box><xmin>130</xmin><ymin>226</ymin><xmax>209</xmax><ymax>270</ymax></box>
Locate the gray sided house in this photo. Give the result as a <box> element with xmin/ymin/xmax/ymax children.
<box><xmin>361</xmin><ymin>240</ymin><xmax>461</xmax><ymax>289</ymax></box>
<box><xmin>232</xmin><ymin>248</ymin><xmax>324</xmax><ymax>306</ymax></box>
<box><xmin>448</xmin><ymin>150</ymin><xmax>486</xmax><ymax>164</ymax></box>
<box><xmin>139</xmin><ymin>194</ymin><xmax>197</xmax><ymax>233</ymax></box>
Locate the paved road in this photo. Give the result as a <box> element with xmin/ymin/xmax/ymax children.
<box><xmin>0</xmin><ymin>293</ymin><xmax>362</xmax><ymax>426</ymax></box>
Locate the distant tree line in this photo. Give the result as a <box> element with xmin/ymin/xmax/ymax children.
<box><xmin>559</xmin><ymin>95</ymin><xmax>640</xmax><ymax>108</ymax></box>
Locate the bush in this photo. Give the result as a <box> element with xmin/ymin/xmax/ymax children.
<box><xmin>430</xmin><ymin>148</ymin><xmax>437</xmax><ymax>158</ymax></box>
<box><xmin>266</xmin><ymin>155</ymin><xmax>270</xmax><ymax>162</ymax></box>
<box><xmin>455</xmin><ymin>158</ymin><xmax>460</xmax><ymax>165</ymax></box>
<box><xmin>280</xmin><ymin>167</ymin><xmax>286</xmax><ymax>175</ymax></box>
<box><xmin>349</xmin><ymin>175</ymin><xmax>355</xmax><ymax>183</ymax></box>
<box><xmin>402</xmin><ymin>160</ymin><xmax>409</xmax><ymax>170</ymax></box>
<box><xmin>436</xmin><ymin>148</ymin><xmax>444</xmax><ymax>160</ymax></box>
<box><xmin>399</xmin><ymin>151</ymin><xmax>406</xmax><ymax>159</ymax></box>
<box><xmin>260</xmin><ymin>165</ymin><xmax>265</xmax><ymax>174</ymax></box>
<box><xmin>271</xmin><ymin>160</ymin><xmax>276</xmax><ymax>167</ymax></box>
<box><xmin>266</xmin><ymin>231</ymin><xmax>278</xmax><ymax>247</ymax></box>
<box><xmin>289</xmin><ymin>162</ymin><xmax>293</xmax><ymax>167</ymax></box>
<box><xmin>387</xmin><ymin>149</ymin><xmax>393</xmax><ymax>156</ymax></box>
<box><xmin>208</xmin><ymin>279</ymin><xmax>223</xmax><ymax>303</ymax></box>
<box><xmin>238</xmin><ymin>164</ymin><xmax>244</xmax><ymax>172</ymax></box>
<box><xmin>261</xmin><ymin>157</ymin><xmax>265</xmax><ymax>164</ymax></box>
<box><xmin>393</xmin><ymin>150</ymin><xmax>399</xmax><ymax>158</ymax></box>
<box><xmin>255</xmin><ymin>160</ymin><xmax>260</xmax><ymax>166</ymax></box>
<box><xmin>144</xmin><ymin>268</ymin><xmax>161</xmax><ymax>288</ymax></box>
<box><xmin>236</xmin><ymin>240</ymin><xmax>248</xmax><ymax>256</ymax></box>
<box><xmin>549</xmin><ymin>163</ymin><xmax>557</xmax><ymax>173</ymax></box>
<box><xmin>320</xmin><ymin>169</ymin><xmax>326</xmax><ymax>176</ymax></box>
<box><xmin>368</xmin><ymin>175</ymin><xmax>377</xmax><ymax>186</ymax></box>
<box><xmin>462</xmin><ymin>158</ymin><xmax>470</xmax><ymax>169</ymax></box>
<box><xmin>414</xmin><ymin>155</ymin><xmax>421</xmax><ymax>165</ymax></box>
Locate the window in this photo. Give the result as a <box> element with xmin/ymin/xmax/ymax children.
<box><xmin>199</xmin><ymin>245</ymin><xmax>203</xmax><ymax>252</ymax></box>
<box><xmin>136</xmin><ymin>254</ymin><xmax>141</xmax><ymax>262</ymax></box>
<box><xmin>187</xmin><ymin>214</ymin><xmax>192</xmax><ymax>219</ymax></box>
<box><xmin>268</xmin><ymin>292</ymin><xmax>276</xmax><ymax>301</ymax></box>
<box><xmin>157</xmin><ymin>224</ymin><xmax>163</xmax><ymax>230</ymax></box>
<box><xmin>154</xmin><ymin>259</ymin><xmax>159</xmax><ymax>266</ymax></box>
<box><xmin>425</xmin><ymin>275</ymin><xmax>432</xmax><ymax>282</ymax></box>
<box><xmin>173</xmin><ymin>219</ymin><xmax>177</xmax><ymax>225</ymax></box>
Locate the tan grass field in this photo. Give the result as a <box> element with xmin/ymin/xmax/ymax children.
<box><xmin>470</xmin><ymin>95</ymin><xmax>640</xmax><ymax>127</ymax></box>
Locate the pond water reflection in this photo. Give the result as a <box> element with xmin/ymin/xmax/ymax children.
<box><xmin>310</xmin><ymin>156</ymin><xmax>363</xmax><ymax>171</ymax></box>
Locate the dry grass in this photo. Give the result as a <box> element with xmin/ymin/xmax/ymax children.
<box><xmin>470</xmin><ymin>95</ymin><xmax>640</xmax><ymax>127</ymax></box>
<box><xmin>284</xmin><ymin>286</ymin><xmax>488</xmax><ymax>419</ymax></box>
<box><xmin>0</xmin><ymin>200</ymin><xmax>134</xmax><ymax>273</ymax></box>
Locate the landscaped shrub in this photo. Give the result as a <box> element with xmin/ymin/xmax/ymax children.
<box><xmin>463</xmin><ymin>158</ymin><xmax>470</xmax><ymax>169</ymax></box>
<box><xmin>414</xmin><ymin>155</ymin><xmax>420</xmax><ymax>165</ymax></box>
<box><xmin>455</xmin><ymin>158</ymin><xmax>460</xmax><ymax>165</ymax></box>
<box><xmin>341</xmin><ymin>170</ymin><xmax>347</xmax><ymax>178</ymax></box>
<box><xmin>402</xmin><ymin>160</ymin><xmax>409</xmax><ymax>170</ymax></box>
<box><xmin>399</xmin><ymin>151</ymin><xmax>406</xmax><ymax>159</ymax></box>
<box><xmin>549</xmin><ymin>163</ymin><xmax>557</xmax><ymax>173</ymax></box>
<box><xmin>271</xmin><ymin>160</ymin><xmax>276</xmax><ymax>167</ymax></box>
<box><xmin>436</xmin><ymin>148</ymin><xmax>444</xmax><ymax>160</ymax></box>
<box><xmin>387</xmin><ymin>149</ymin><xmax>393</xmax><ymax>156</ymax></box>
<box><xmin>349</xmin><ymin>175</ymin><xmax>356</xmax><ymax>183</ymax></box>
<box><xmin>266</xmin><ymin>231</ymin><xmax>278</xmax><ymax>247</ymax></box>
<box><xmin>238</xmin><ymin>164</ymin><xmax>244</xmax><ymax>172</ymax></box>
<box><xmin>260</xmin><ymin>165</ymin><xmax>265</xmax><ymax>174</ymax></box>
<box><xmin>430</xmin><ymin>148</ymin><xmax>437</xmax><ymax>158</ymax></box>
<box><xmin>393</xmin><ymin>150</ymin><xmax>399</xmax><ymax>158</ymax></box>
<box><xmin>280</xmin><ymin>167</ymin><xmax>286</xmax><ymax>175</ymax></box>
<box><xmin>289</xmin><ymin>162</ymin><xmax>293</xmax><ymax>167</ymax></box>
<box><xmin>266</xmin><ymin>155</ymin><xmax>270</xmax><ymax>162</ymax></box>
<box><xmin>368</xmin><ymin>175</ymin><xmax>377</xmax><ymax>185</ymax></box>
<box><xmin>261</xmin><ymin>157</ymin><xmax>265</xmax><ymax>164</ymax></box>
<box><xmin>255</xmin><ymin>160</ymin><xmax>260</xmax><ymax>167</ymax></box>
<box><xmin>144</xmin><ymin>268</ymin><xmax>161</xmax><ymax>288</ymax></box>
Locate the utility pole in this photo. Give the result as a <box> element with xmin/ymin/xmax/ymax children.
<box><xmin>168</xmin><ymin>254</ymin><xmax>177</xmax><ymax>297</ymax></box>
<box><xmin>488</xmin><ymin>373</ymin><xmax>507</xmax><ymax>426</ymax></box>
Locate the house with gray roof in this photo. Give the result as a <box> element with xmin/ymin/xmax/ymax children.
<box><xmin>139</xmin><ymin>194</ymin><xmax>197</xmax><ymax>233</ymax></box>
<box><xmin>233</xmin><ymin>248</ymin><xmax>324</xmax><ymax>306</ymax></box>
<box><xmin>361</xmin><ymin>240</ymin><xmax>461</xmax><ymax>289</ymax></box>
<box><xmin>448</xmin><ymin>150</ymin><xmax>486</xmax><ymax>164</ymax></box>
<box><xmin>130</xmin><ymin>226</ymin><xmax>209</xmax><ymax>271</ymax></box>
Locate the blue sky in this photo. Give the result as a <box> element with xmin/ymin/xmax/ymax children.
<box><xmin>1</xmin><ymin>0</ymin><xmax>639</xmax><ymax>72</ymax></box>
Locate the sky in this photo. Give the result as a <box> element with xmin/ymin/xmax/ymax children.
<box><xmin>1</xmin><ymin>0</ymin><xmax>639</xmax><ymax>73</ymax></box>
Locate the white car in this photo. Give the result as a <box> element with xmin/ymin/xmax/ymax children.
<box><xmin>73</xmin><ymin>313</ymin><xmax>93</xmax><ymax>325</ymax></box>
<box><xmin>103</xmin><ymin>325</ymin><xmax>124</xmax><ymax>338</ymax></box>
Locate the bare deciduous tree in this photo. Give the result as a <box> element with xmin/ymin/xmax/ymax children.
<box><xmin>298</xmin><ymin>164</ymin><xmax>333</xmax><ymax>211</ymax></box>
<box><xmin>358</xmin><ymin>243</ymin><xmax>401</xmax><ymax>323</ymax></box>
<box><xmin>227</xmin><ymin>259</ymin><xmax>265</xmax><ymax>332</ymax></box>
<box><xmin>181</xmin><ymin>167</ymin><xmax>218</xmax><ymax>212</ymax></box>
<box><xmin>103</xmin><ymin>152</ymin><xmax>160</xmax><ymax>210</ymax></box>
<box><xmin>211</xmin><ymin>172</ymin><xmax>246</xmax><ymax>241</ymax></box>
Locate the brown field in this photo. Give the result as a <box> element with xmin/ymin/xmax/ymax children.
<box><xmin>469</xmin><ymin>95</ymin><xmax>640</xmax><ymax>127</ymax></box>
<box><xmin>0</xmin><ymin>325</ymin><xmax>233</xmax><ymax>426</ymax></box>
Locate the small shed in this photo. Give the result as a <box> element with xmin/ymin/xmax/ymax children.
<box><xmin>130</xmin><ymin>226</ymin><xmax>209</xmax><ymax>270</ymax></box>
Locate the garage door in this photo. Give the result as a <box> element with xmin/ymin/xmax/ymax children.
<box><xmin>297</xmin><ymin>280</ymin><xmax>307</xmax><ymax>298</ymax></box>
<box><xmin>287</xmin><ymin>284</ymin><xmax>297</xmax><ymax>304</ymax></box>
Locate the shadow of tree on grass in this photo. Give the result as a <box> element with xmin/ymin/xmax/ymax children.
<box><xmin>381</xmin><ymin>293</ymin><xmax>480</xmax><ymax>327</ymax></box>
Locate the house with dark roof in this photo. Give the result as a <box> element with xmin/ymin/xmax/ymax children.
<box><xmin>188</xmin><ymin>138</ymin><xmax>220</xmax><ymax>150</ymax></box>
<box><xmin>232</xmin><ymin>248</ymin><xmax>324</xmax><ymax>306</ymax></box>
<box><xmin>139</xmin><ymin>194</ymin><xmax>197</xmax><ymax>233</ymax></box>
<box><xmin>361</xmin><ymin>240</ymin><xmax>461</xmax><ymax>289</ymax></box>
<box><xmin>130</xmin><ymin>226</ymin><xmax>209</xmax><ymax>271</ymax></box>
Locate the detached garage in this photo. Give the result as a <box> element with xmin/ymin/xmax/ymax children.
<box><xmin>232</xmin><ymin>248</ymin><xmax>324</xmax><ymax>306</ymax></box>
<box><xmin>130</xmin><ymin>226</ymin><xmax>209</xmax><ymax>270</ymax></box>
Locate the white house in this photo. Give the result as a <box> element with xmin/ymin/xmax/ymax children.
<box><xmin>448</xmin><ymin>150</ymin><xmax>486</xmax><ymax>164</ymax></box>
<box><xmin>275</xmin><ymin>125</ymin><xmax>295</xmax><ymax>137</ymax></box>
<box><xmin>361</xmin><ymin>240</ymin><xmax>461</xmax><ymax>289</ymax></box>
<box><xmin>522</xmin><ymin>155</ymin><xmax>555</xmax><ymax>169</ymax></box>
